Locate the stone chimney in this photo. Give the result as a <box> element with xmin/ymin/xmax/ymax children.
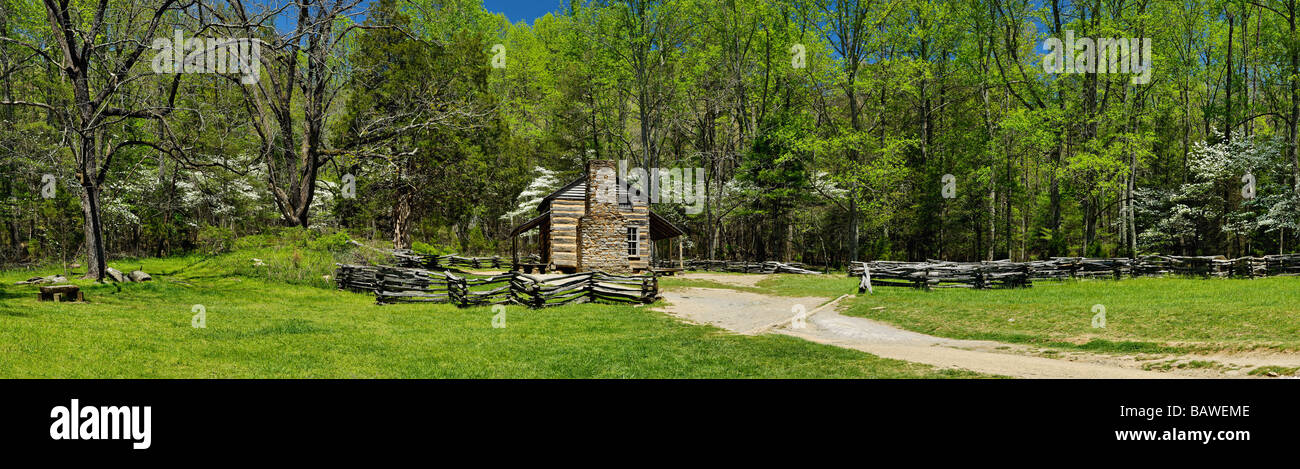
<box><xmin>585</xmin><ymin>159</ymin><xmax>618</xmax><ymax>211</ymax></box>
<box><xmin>577</xmin><ymin>160</ymin><xmax>630</xmax><ymax>273</ymax></box>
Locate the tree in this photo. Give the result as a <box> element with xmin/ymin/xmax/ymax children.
<box><xmin>1</xmin><ymin>0</ymin><xmax>186</xmax><ymax>280</ymax></box>
<box><xmin>211</xmin><ymin>0</ymin><xmax>367</xmax><ymax>228</ymax></box>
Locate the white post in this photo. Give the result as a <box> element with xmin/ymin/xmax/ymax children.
<box><xmin>858</xmin><ymin>264</ymin><xmax>873</xmax><ymax>294</ymax></box>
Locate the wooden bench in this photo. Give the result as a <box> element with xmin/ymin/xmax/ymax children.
<box><xmin>39</xmin><ymin>284</ymin><xmax>84</xmax><ymax>302</ymax></box>
<box><xmin>651</xmin><ymin>268</ymin><xmax>683</xmax><ymax>276</ymax></box>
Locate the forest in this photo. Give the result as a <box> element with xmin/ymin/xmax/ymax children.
<box><xmin>2</xmin><ymin>0</ymin><xmax>1299</xmax><ymax>280</ymax></box>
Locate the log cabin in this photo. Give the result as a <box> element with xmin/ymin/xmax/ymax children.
<box><xmin>510</xmin><ymin>159</ymin><xmax>685</xmax><ymax>274</ymax></box>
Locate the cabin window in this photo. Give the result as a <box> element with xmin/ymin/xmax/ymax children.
<box><xmin>627</xmin><ymin>227</ymin><xmax>639</xmax><ymax>257</ymax></box>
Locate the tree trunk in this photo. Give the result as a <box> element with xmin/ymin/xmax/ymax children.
<box><xmin>847</xmin><ymin>86</ymin><xmax>861</xmax><ymax>263</ymax></box>
<box><xmin>849</xmin><ymin>197</ymin><xmax>859</xmax><ymax>262</ymax></box>
<box><xmin>711</xmin><ymin>223</ymin><xmax>720</xmax><ymax>260</ymax></box>
<box><xmin>785</xmin><ymin>223</ymin><xmax>794</xmax><ymax>262</ymax></box>
<box><xmin>78</xmin><ymin>179</ymin><xmax>107</xmax><ymax>281</ymax></box>
<box><xmin>1226</xmin><ymin>12</ymin><xmax>1234</xmax><ymax>135</ymax></box>
<box><xmin>1292</xmin><ymin>8</ymin><xmax>1300</xmax><ymax>192</ymax></box>
<box><xmin>1128</xmin><ymin>129</ymin><xmax>1139</xmax><ymax>258</ymax></box>
<box><xmin>392</xmin><ymin>189</ymin><xmax>413</xmax><ymax>250</ymax></box>
<box><xmin>1049</xmin><ymin>144</ymin><xmax>1063</xmax><ymax>256</ymax></box>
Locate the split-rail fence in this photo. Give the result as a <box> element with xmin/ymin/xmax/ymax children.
<box><xmin>849</xmin><ymin>254</ymin><xmax>1300</xmax><ymax>291</ymax></box>
<box><xmin>335</xmin><ymin>264</ymin><xmax>658</xmax><ymax>308</ymax></box>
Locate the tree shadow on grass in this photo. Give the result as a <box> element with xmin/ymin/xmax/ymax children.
<box><xmin>147</xmin><ymin>256</ymin><xmax>215</xmax><ymax>277</ymax></box>
<box><xmin>0</xmin><ymin>289</ymin><xmax>33</xmax><ymax>317</ymax></box>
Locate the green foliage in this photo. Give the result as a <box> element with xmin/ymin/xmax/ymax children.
<box><xmin>198</xmin><ymin>226</ymin><xmax>236</xmax><ymax>255</ymax></box>
<box><xmin>7</xmin><ymin>0</ymin><xmax>1300</xmax><ymax>272</ymax></box>
<box><xmin>411</xmin><ymin>241</ymin><xmax>452</xmax><ymax>256</ymax></box>
<box><xmin>307</xmin><ymin>231</ymin><xmax>353</xmax><ymax>253</ymax></box>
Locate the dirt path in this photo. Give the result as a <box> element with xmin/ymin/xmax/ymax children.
<box><xmin>776</xmin><ymin>306</ymin><xmax>1171</xmax><ymax>378</ymax></box>
<box><xmin>661</xmin><ymin>273</ymin><xmax>1178</xmax><ymax>378</ymax></box>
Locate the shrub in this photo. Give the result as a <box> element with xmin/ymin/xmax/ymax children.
<box><xmin>412</xmin><ymin>241</ymin><xmax>451</xmax><ymax>256</ymax></box>
<box><xmin>308</xmin><ymin>231</ymin><xmax>352</xmax><ymax>252</ymax></box>
<box><xmin>198</xmin><ymin>225</ymin><xmax>236</xmax><ymax>255</ymax></box>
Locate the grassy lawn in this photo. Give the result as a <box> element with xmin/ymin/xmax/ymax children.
<box><xmin>757</xmin><ymin>274</ymin><xmax>860</xmax><ymax>297</ymax></box>
<box><xmin>659</xmin><ymin>272</ymin><xmax>854</xmax><ymax>298</ymax></box>
<box><xmin>0</xmin><ymin>245</ymin><xmax>981</xmax><ymax>378</ymax></box>
<box><xmin>658</xmin><ymin>276</ymin><xmax>767</xmax><ymax>294</ymax></box>
<box><xmin>835</xmin><ymin>276</ymin><xmax>1300</xmax><ymax>354</ymax></box>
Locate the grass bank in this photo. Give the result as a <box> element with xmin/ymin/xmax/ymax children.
<box><xmin>837</xmin><ymin>276</ymin><xmax>1300</xmax><ymax>354</ymax></box>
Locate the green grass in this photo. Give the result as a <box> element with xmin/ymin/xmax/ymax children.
<box><xmin>0</xmin><ymin>247</ymin><xmax>983</xmax><ymax>378</ymax></box>
<box><xmin>838</xmin><ymin>276</ymin><xmax>1300</xmax><ymax>354</ymax></box>
<box><xmin>758</xmin><ymin>274</ymin><xmax>861</xmax><ymax>297</ymax></box>
<box><xmin>1141</xmin><ymin>359</ymin><xmax>1237</xmax><ymax>372</ymax></box>
<box><xmin>659</xmin><ymin>273</ymin><xmax>857</xmax><ymax>298</ymax></box>
<box><xmin>1247</xmin><ymin>365</ymin><xmax>1300</xmax><ymax>376</ymax></box>
<box><xmin>658</xmin><ymin>277</ymin><xmax>767</xmax><ymax>294</ymax></box>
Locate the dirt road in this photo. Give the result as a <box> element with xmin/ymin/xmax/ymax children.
<box><xmin>777</xmin><ymin>305</ymin><xmax>1170</xmax><ymax>378</ymax></box>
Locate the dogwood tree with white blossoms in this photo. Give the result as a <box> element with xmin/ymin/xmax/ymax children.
<box><xmin>1136</xmin><ymin>131</ymin><xmax>1298</xmax><ymax>254</ymax></box>
<box><xmin>502</xmin><ymin>166</ymin><xmax>562</xmax><ymax>224</ymax></box>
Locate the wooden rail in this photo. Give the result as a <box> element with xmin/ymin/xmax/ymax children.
<box><xmin>651</xmin><ymin>258</ymin><xmax>821</xmax><ymax>274</ymax></box>
<box><xmin>851</xmin><ymin>261</ymin><xmax>1031</xmax><ymax>290</ymax></box>
<box><xmin>335</xmin><ymin>264</ymin><xmax>658</xmax><ymax>308</ymax></box>
<box><xmin>849</xmin><ymin>253</ymin><xmax>1300</xmax><ymax>290</ymax></box>
<box><xmin>392</xmin><ymin>251</ymin><xmax>507</xmax><ymax>271</ymax></box>
<box><xmin>334</xmin><ymin>264</ymin><xmax>379</xmax><ymax>292</ymax></box>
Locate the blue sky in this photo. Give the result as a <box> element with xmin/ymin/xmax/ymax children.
<box><xmin>483</xmin><ymin>0</ymin><xmax>565</xmax><ymax>24</ymax></box>
<box><xmin>270</xmin><ymin>1</ymin><xmax>564</xmax><ymax>32</ymax></box>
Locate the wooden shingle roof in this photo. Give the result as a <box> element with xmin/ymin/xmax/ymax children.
<box><xmin>649</xmin><ymin>211</ymin><xmax>685</xmax><ymax>239</ymax></box>
<box><xmin>508</xmin><ymin>211</ymin><xmax>550</xmax><ymax>237</ymax></box>
<box><xmin>542</xmin><ymin>177</ymin><xmax>587</xmax><ymax>203</ymax></box>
